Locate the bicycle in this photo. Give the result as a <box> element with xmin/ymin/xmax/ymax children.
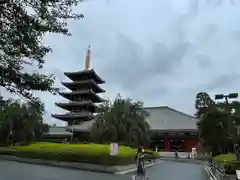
<box><xmin>132</xmin><ymin>154</ymin><xmax>150</xmax><ymax>180</ymax></box>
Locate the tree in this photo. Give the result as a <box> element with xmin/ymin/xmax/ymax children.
<box><xmin>195</xmin><ymin>92</ymin><xmax>215</xmax><ymax>118</ymax></box>
<box><xmin>90</xmin><ymin>95</ymin><xmax>151</xmax><ymax>147</ymax></box>
<box><xmin>197</xmin><ymin>109</ymin><xmax>229</xmax><ymax>155</ymax></box>
<box><xmin>0</xmin><ymin>97</ymin><xmax>49</xmax><ymax>145</ymax></box>
<box><xmin>195</xmin><ymin>92</ymin><xmax>240</xmax><ymax>155</ymax></box>
<box><xmin>0</xmin><ymin>0</ymin><xmax>83</xmax><ymax>103</ymax></box>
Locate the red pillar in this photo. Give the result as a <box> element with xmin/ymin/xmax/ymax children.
<box><xmin>164</xmin><ymin>134</ymin><xmax>170</xmax><ymax>152</ymax></box>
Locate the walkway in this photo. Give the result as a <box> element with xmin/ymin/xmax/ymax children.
<box><xmin>136</xmin><ymin>161</ymin><xmax>210</xmax><ymax>180</ymax></box>
<box><xmin>0</xmin><ymin>160</ymin><xmax>210</xmax><ymax>180</ymax></box>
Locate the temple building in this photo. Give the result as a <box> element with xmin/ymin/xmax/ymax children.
<box><xmin>49</xmin><ymin>46</ymin><xmax>199</xmax><ymax>151</ymax></box>
<box><xmin>146</xmin><ymin>106</ymin><xmax>199</xmax><ymax>152</ymax></box>
<box><xmin>51</xmin><ymin>45</ymin><xmax>105</xmax><ymax>141</ymax></box>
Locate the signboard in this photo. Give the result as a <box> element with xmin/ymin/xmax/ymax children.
<box><xmin>110</xmin><ymin>143</ymin><xmax>118</xmax><ymax>156</ymax></box>
<box><xmin>190</xmin><ymin>148</ymin><xmax>197</xmax><ymax>158</ymax></box>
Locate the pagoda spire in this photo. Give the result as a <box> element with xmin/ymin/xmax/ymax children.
<box><xmin>85</xmin><ymin>45</ymin><xmax>91</xmax><ymax>70</ymax></box>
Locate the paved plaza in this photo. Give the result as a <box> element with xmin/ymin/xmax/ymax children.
<box><xmin>0</xmin><ymin>160</ymin><xmax>210</xmax><ymax>180</ymax></box>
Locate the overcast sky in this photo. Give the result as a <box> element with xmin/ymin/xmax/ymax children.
<box><xmin>4</xmin><ymin>0</ymin><xmax>240</xmax><ymax>125</ymax></box>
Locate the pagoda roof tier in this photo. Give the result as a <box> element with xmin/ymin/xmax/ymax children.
<box><xmin>51</xmin><ymin>112</ymin><xmax>94</xmax><ymax>121</ymax></box>
<box><xmin>55</xmin><ymin>101</ymin><xmax>96</xmax><ymax>112</ymax></box>
<box><xmin>64</xmin><ymin>69</ymin><xmax>105</xmax><ymax>84</ymax></box>
<box><xmin>59</xmin><ymin>90</ymin><xmax>104</xmax><ymax>103</ymax></box>
<box><xmin>61</xmin><ymin>79</ymin><xmax>105</xmax><ymax>93</ymax></box>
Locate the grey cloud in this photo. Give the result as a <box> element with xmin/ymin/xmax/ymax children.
<box><xmin>176</xmin><ymin>0</ymin><xmax>199</xmax><ymax>26</ymax></box>
<box><xmin>100</xmin><ymin>32</ymin><xmax>191</xmax><ymax>102</ymax></box>
<box><xmin>206</xmin><ymin>0</ymin><xmax>223</xmax><ymax>7</ymax></box>
<box><xmin>204</xmin><ymin>73</ymin><xmax>240</xmax><ymax>91</ymax></box>
<box><xmin>150</xmin><ymin>41</ymin><xmax>191</xmax><ymax>74</ymax></box>
<box><xmin>232</xmin><ymin>30</ymin><xmax>240</xmax><ymax>42</ymax></box>
<box><xmin>202</xmin><ymin>24</ymin><xmax>218</xmax><ymax>42</ymax></box>
<box><xmin>188</xmin><ymin>0</ymin><xmax>199</xmax><ymax>16</ymax></box>
<box><xmin>196</xmin><ymin>54</ymin><xmax>212</xmax><ymax>68</ymax></box>
<box><xmin>104</xmin><ymin>34</ymin><xmax>192</xmax><ymax>93</ymax></box>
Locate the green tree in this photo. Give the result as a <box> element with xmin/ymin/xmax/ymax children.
<box><xmin>0</xmin><ymin>97</ymin><xmax>49</xmax><ymax>145</ymax></box>
<box><xmin>195</xmin><ymin>92</ymin><xmax>240</xmax><ymax>154</ymax></box>
<box><xmin>195</xmin><ymin>92</ymin><xmax>215</xmax><ymax>118</ymax></box>
<box><xmin>197</xmin><ymin>109</ymin><xmax>229</xmax><ymax>155</ymax></box>
<box><xmin>0</xmin><ymin>0</ymin><xmax>83</xmax><ymax>103</ymax></box>
<box><xmin>91</xmin><ymin>95</ymin><xmax>151</xmax><ymax>147</ymax></box>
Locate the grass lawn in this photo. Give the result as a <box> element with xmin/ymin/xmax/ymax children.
<box><xmin>213</xmin><ymin>153</ymin><xmax>240</xmax><ymax>175</ymax></box>
<box><xmin>0</xmin><ymin>142</ymin><xmax>159</xmax><ymax>165</ymax></box>
<box><xmin>213</xmin><ymin>153</ymin><xmax>236</xmax><ymax>163</ymax></box>
<box><xmin>9</xmin><ymin>142</ymin><xmax>136</xmax><ymax>157</ymax></box>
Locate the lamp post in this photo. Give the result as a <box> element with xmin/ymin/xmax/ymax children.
<box><xmin>215</xmin><ymin>93</ymin><xmax>238</xmax><ymax>154</ymax></box>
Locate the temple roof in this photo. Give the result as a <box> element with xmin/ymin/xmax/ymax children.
<box><xmin>145</xmin><ymin>106</ymin><xmax>198</xmax><ymax>131</ymax></box>
<box><xmin>55</xmin><ymin>101</ymin><xmax>97</xmax><ymax>111</ymax></box>
<box><xmin>59</xmin><ymin>90</ymin><xmax>105</xmax><ymax>103</ymax></box>
<box><xmin>64</xmin><ymin>106</ymin><xmax>199</xmax><ymax>132</ymax></box>
<box><xmin>61</xmin><ymin>79</ymin><xmax>105</xmax><ymax>93</ymax></box>
<box><xmin>64</xmin><ymin>69</ymin><xmax>105</xmax><ymax>84</ymax></box>
<box><xmin>51</xmin><ymin>112</ymin><xmax>94</xmax><ymax>121</ymax></box>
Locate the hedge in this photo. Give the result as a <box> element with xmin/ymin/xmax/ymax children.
<box><xmin>213</xmin><ymin>153</ymin><xmax>240</xmax><ymax>174</ymax></box>
<box><xmin>0</xmin><ymin>142</ymin><xmax>159</xmax><ymax>166</ymax></box>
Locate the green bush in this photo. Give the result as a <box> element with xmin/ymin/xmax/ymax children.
<box><xmin>213</xmin><ymin>153</ymin><xmax>240</xmax><ymax>175</ymax></box>
<box><xmin>0</xmin><ymin>142</ymin><xmax>159</xmax><ymax>165</ymax></box>
<box><xmin>213</xmin><ymin>153</ymin><xmax>236</xmax><ymax>162</ymax></box>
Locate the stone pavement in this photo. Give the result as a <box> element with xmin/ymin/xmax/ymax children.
<box><xmin>0</xmin><ymin>159</ymin><xmax>210</xmax><ymax>180</ymax></box>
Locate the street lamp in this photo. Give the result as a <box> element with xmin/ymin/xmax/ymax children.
<box><xmin>215</xmin><ymin>93</ymin><xmax>238</xmax><ymax>104</ymax></box>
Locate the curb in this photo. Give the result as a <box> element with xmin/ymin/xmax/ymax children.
<box><xmin>0</xmin><ymin>155</ymin><xmax>160</xmax><ymax>174</ymax></box>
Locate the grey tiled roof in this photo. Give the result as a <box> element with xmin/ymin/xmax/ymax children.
<box><xmin>65</xmin><ymin>106</ymin><xmax>199</xmax><ymax>132</ymax></box>
<box><xmin>145</xmin><ymin>106</ymin><xmax>198</xmax><ymax>130</ymax></box>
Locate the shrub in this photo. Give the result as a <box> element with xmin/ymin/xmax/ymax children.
<box><xmin>0</xmin><ymin>142</ymin><xmax>159</xmax><ymax>165</ymax></box>
<box><xmin>213</xmin><ymin>153</ymin><xmax>240</xmax><ymax>175</ymax></box>
<box><xmin>213</xmin><ymin>153</ymin><xmax>236</xmax><ymax>162</ymax></box>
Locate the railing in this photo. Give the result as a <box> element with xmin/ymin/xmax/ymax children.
<box><xmin>212</xmin><ymin>160</ymin><xmax>226</xmax><ymax>174</ymax></box>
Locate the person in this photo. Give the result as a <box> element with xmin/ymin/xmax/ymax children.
<box><xmin>133</xmin><ymin>146</ymin><xmax>149</xmax><ymax>180</ymax></box>
<box><xmin>175</xmin><ymin>150</ymin><xmax>178</xmax><ymax>159</ymax></box>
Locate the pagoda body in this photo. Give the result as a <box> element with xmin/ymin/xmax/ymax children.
<box><xmin>52</xmin><ymin>46</ymin><xmax>105</xmax><ymax>140</ymax></box>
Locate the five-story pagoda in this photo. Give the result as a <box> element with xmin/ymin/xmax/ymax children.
<box><xmin>52</xmin><ymin>46</ymin><xmax>105</xmax><ymax>140</ymax></box>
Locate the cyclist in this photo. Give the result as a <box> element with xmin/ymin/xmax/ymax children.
<box><xmin>133</xmin><ymin>146</ymin><xmax>149</xmax><ymax>180</ymax></box>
